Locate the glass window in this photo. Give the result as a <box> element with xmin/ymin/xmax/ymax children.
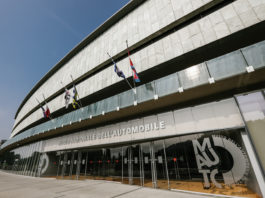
<box><xmin>137</xmin><ymin>82</ymin><xmax>155</xmax><ymax>103</ymax></box>
<box><xmin>88</xmin><ymin>102</ymin><xmax>101</xmax><ymax>116</ymax></box>
<box><xmin>241</xmin><ymin>40</ymin><xmax>265</xmax><ymax>69</ymax></box>
<box><xmin>119</xmin><ymin>90</ymin><xmax>134</xmax><ymax>108</ymax></box>
<box><xmin>97</xmin><ymin>100</ymin><xmax>106</xmax><ymax>115</ymax></box>
<box><xmin>155</xmin><ymin>73</ymin><xmax>179</xmax><ymax>97</ymax></box>
<box><xmin>80</xmin><ymin>106</ymin><xmax>89</xmax><ymax>120</ymax></box>
<box><xmin>236</xmin><ymin>91</ymin><xmax>265</xmax><ymax>174</ymax></box>
<box><xmin>105</xmin><ymin>147</ymin><xmax>122</xmax><ymax>182</ymax></box>
<box><xmin>105</xmin><ymin>95</ymin><xmax>119</xmax><ymax>113</ymax></box>
<box><xmin>153</xmin><ymin>140</ymin><xmax>168</xmax><ymax>189</ymax></box>
<box><xmin>164</xmin><ymin>129</ymin><xmax>262</xmax><ymax>197</ymax></box>
<box><xmin>178</xmin><ymin>63</ymin><xmax>209</xmax><ymax>89</ymax></box>
<box><xmin>207</xmin><ymin>50</ymin><xmax>247</xmax><ymax>80</ymax></box>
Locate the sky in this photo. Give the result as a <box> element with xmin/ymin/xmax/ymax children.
<box><xmin>0</xmin><ymin>0</ymin><xmax>130</xmax><ymax>140</ymax></box>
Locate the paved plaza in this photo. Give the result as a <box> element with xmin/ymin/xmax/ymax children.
<box><xmin>0</xmin><ymin>171</ymin><xmax>217</xmax><ymax>198</ymax></box>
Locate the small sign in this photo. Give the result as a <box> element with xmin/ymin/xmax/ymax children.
<box><xmin>158</xmin><ymin>156</ymin><xmax>163</xmax><ymax>164</ymax></box>
<box><xmin>208</xmin><ymin>77</ymin><xmax>215</xmax><ymax>84</ymax></box>
<box><xmin>144</xmin><ymin>157</ymin><xmax>149</xmax><ymax>164</ymax></box>
<box><xmin>246</xmin><ymin>66</ymin><xmax>254</xmax><ymax>73</ymax></box>
<box><xmin>178</xmin><ymin>87</ymin><xmax>184</xmax><ymax>93</ymax></box>
<box><xmin>134</xmin><ymin>157</ymin><xmax>138</xmax><ymax>164</ymax></box>
<box><xmin>82</xmin><ymin>159</ymin><xmax>85</xmax><ymax>164</ymax></box>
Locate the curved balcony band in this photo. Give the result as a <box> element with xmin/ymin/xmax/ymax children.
<box><xmin>2</xmin><ymin>39</ymin><xmax>265</xmax><ymax>151</ymax></box>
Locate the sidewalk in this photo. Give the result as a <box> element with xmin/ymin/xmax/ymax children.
<box><xmin>0</xmin><ymin>171</ymin><xmax>214</xmax><ymax>198</ymax></box>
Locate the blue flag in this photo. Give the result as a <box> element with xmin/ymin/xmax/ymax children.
<box><xmin>114</xmin><ymin>62</ymin><xmax>125</xmax><ymax>79</ymax></box>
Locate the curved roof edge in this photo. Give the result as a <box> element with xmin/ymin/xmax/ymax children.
<box><xmin>14</xmin><ymin>0</ymin><xmax>146</xmax><ymax>119</ymax></box>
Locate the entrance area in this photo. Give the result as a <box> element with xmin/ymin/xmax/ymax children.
<box><xmin>55</xmin><ymin>141</ymin><xmax>168</xmax><ymax>189</ymax></box>
<box><xmin>43</xmin><ymin>129</ymin><xmax>262</xmax><ymax>198</ymax></box>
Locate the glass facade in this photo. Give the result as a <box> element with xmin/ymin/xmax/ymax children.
<box><xmin>236</xmin><ymin>91</ymin><xmax>265</xmax><ymax>174</ymax></box>
<box><xmin>2</xmin><ymin>128</ymin><xmax>262</xmax><ymax>197</ymax></box>
<box><xmin>0</xmin><ymin>141</ymin><xmax>43</xmax><ymax>177</ymax></box>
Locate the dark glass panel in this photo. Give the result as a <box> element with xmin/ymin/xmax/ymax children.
<box><xmin>78</xmin><ymin>151</ymin><xmax>87</xmax><ymax>180</ymax></box>
<box><xmin>141</xmin><ymin>142</ymin><xmax>152</xmax><ymax>187</ymax></box>
<box><xmin>153</xmin><ymin>140</ymin><xmax>168</xmax><ymax>189</ymax></box>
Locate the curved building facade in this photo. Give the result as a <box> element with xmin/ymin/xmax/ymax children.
<box><xmin>1</xmin><ymin>0</ymin><xmax>265</xmax><ymax>197</ymax></box>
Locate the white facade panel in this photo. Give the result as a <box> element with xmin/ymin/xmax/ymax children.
<box><xmin>42</xmin><ymin>98</ymin><xmax>244</xmax><ymax>152</ymax></box>
<box><xmin>174</xmin><ymin>108</ymin><xmax>197</xmax><ymax>134</ymax></box>
<box><xmin>143</xmin><ymin>115</ymin><xmax>160</xmax><ymax>139</ymax></box>
<box><xmin>131</xmin><ymin>118</ymin><xmax>145</xmax><ymax>141</ymax></box>
<box><xmin>157</xmin><ymin>111</ymin><xmax>176</xmax><ymax>137</ymax></box>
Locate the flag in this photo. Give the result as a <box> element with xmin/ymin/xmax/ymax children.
<box><xmin>114</xmin><ymin>62</ymin><xmax>126</xmax><ymax>79</ymax></box>
<box><xmin>45</xmin><ymin>106</ymin><xmax>50</xmax><ymax>118</ymax></box>
<box><xmin>129</xmin><ymin>58</ymin><xmax>140</xmax><ymax>83</ymax></box>
<box><xmin>64</xmin><ymin>89</ymin><xmax>71</xmax><ymax>109</ymax></box>
<box><xmin>40</xmin><ymin>105</ymin><xmax>50</xmax><ymax>118</ymax></box>
<box><xmin>72</xmin><ymin>85</ymin><xmax>79</xmax><ymax>109</ymax></box>
<box><xmin>126</xmin><ymin>41</ymin><xmax>140</xmax><ymax>83</ymax></box>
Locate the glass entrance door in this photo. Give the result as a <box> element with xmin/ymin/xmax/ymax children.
<box><xmin>152</xmin><ymin>140</ymin><xmax>169</xmax><ymax>189</ymax></box>
<box><xmin>140</xmin><ymin>141</ymin><xmax>169</xmax><ymax>189</ymax></box>
<box><xmin>122</xmin><ymin>146</ymin><xmax>130</xmax><ymax>184</ymax></box>
<box><xmin>57</xmin><ymin>152</ymin><xmax>64</xmax><ymax>179</ymax></box>
<box><xmin>131</xmin><ymin>145</ymin><xmax>142</xmax><ymax>186</ymax></box>
<box><xmin>122</xmin><ymin>145</ymin><xmax>142</xmax><ymax>185</ymax></box>
<box><xmin>70</xmin><ymin>151</ymin><xmax>78</xmax><ymax>179</ymax></box>
<box><xmin>141</xmin><ymin>142</ymin><xmax>152</xmax><ymax>187</ymax></box>
<box><xmin>62</xmin><ymin>151</ymin><xmax>72</xmax><ymax>179</ymax></box>
<box><xmin>78</xmin><ymin>151</ymin><xmax>87</xmax><ymax>180</ymax></box>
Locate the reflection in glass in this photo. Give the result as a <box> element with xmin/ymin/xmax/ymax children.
<box><xmin>153</xmin><ymin>140</ymin><xmax>168</xmax><ymax>189</ymax></box>
<box><xmin>137</xmin><ymin>82</ymin><xmax>155</xmax><ymax>103</ymax></box>
<box><xmin>141</xmin><ymin>142</ymin><xmax>152</xmax><ymax>187</ymax></box>
<box><xmin>207</xmin><ymin>50</ymin><xmax>247</xmax><ymax>80</ymax></box>
<box><xmin>70</xmin><ymin>151</ymin><xmax>79</xmax><ymax>179</ymax></box>
<box><xmin>1</xmin><ymin>128</ymin><xmax>262</xmax><ymax>197</ymax></box>
<box><xmin>78</xmin><ymin>151</ymin><xmax>87</xmax><ymax>180</ymax></box>
<box><xmin>241</xmin><ymin>40</ymin><xmax>265</xmax><ymax>69</ymax></box>
<box><xmin>105</xmin><ymin>147</ymin><xmax>122</xmax><ymax>182</ymax></box>
<box><xmin>178</xmin><ymin>63</ymin><xmax>209</xmax><ymax>89</ymax></box>
<box><xmin>236</xmin><ymin>91</ymin><xmax>265</xmax><ymax>174</ymax></box>
<box><xmin>155</xmin><ymin>73</ymin><xmax>179</xmax><ymax>97</ymax></box>
<box><xmin>164</xmin><ymin>130</ymin><xmax>262</xmax><ymax>197</ymax></box>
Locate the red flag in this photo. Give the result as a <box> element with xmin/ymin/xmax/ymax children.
<box><xmin>45</xmin><ymin>106</ymin><xmax>50</xmax><ymax>118</ymax></box>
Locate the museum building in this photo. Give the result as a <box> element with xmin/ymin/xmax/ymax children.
<box><xmin>1</xmin><ymin>0</ymin><xmax>265</xmax><ymax>197</ymax></box>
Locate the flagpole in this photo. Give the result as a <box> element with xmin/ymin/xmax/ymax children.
<box><xmin>35</xmin><ymin>98</ymin><xmax>40</xmax><ymax>105</ymax></box>
<box><xmin>60</xmin><ymin>81</ymin><xmax>65</xmax><ymax>89</ymax></box>
<box><xmin>126</xmin><ymin>40</ymin><xmax>136</xmax><ymax>94</ymax></box>
<box><xmin>36</xmin><ymin>98</ymin><xmax>45</xmax><ymax>117</ymax></box>
<box><xmin>70</xmin><ymin>75</ymin><xmax>82</xmax><ymax>108</ymax></box>
<box><xmin>42</xmin><ymin>94</ymin><xmax>52</xmax><ymax>120</ymax></box>
<box><xmin>35</xmin><ymin>98</ymin><xmax>43</xmax><ymax>111</ymax></box>
<box><xmin>61</xmin><ymin>81</ymin><xmax>71</xmax><ymax>109</ymax></box>
<box><xmin>107</xmin><ymin>52</ymin><xmax>135</xmax><ymax>94</ymax></box>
